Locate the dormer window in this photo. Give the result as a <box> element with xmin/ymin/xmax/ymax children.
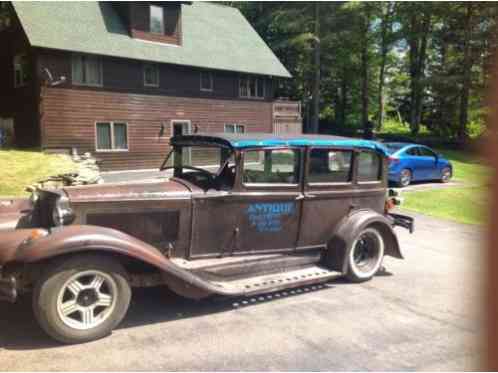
<box><xmin>150</xmin><ymin>5</ymin><xmax>164</xmax><ymax>34</ymax></box>
<box><xmin>144</xmin><ymin>64</ymin><xmax>159</xmax><ymax>87</ymax></box>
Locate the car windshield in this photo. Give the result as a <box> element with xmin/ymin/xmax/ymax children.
<box><xmin>162</xmin><ymin>145</ymin><xmax>233</xmax><ymax>174</ymax></box>
<box><xmin>161</xmin><ymin>145</ymin><xmax>236</xmax><ymax>190</ymax></box>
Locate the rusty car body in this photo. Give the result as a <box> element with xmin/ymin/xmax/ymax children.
<box><xmin>0</xmin><ymin>133</ymin><xmax>413</xmax><ymax>343</ymax></box>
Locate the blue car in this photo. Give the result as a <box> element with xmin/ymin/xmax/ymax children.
<box><xmin>384</xmin><ymin>142</ymin><xmax>452</xmax><ymax>187</ymax></box>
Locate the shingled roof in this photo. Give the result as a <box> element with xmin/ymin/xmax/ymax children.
<box><xmin>13</xmin><ymin>2</ymin><xmax>291</xmax><ymax>78</ymax></box>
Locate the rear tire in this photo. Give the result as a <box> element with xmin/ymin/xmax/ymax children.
<box><xmin>440</xmin><ymin>167</ymin><xmax>452</xmax><ymax>183</ymax></box>
<box><xmin>398</xmin><ymin>169</ymin><xmax>412</xmax><ymax>187</ymax></box>
<box><xmin>346</xmin><ymin>227</ymin><xmax>385</xmax><ymax>283</ymax></box>
<box><xmin>33</xmin><ymin>254</ymin><xmax>131</xmax><ymax>344</ymax></box>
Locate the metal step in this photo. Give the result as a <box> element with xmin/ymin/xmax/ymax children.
<box><xmin>172</xmin><ymin>251</ymin><xmax>323</xmax><ymax>280</ymax></box>
<box><xmin>210</xmin><ymin>265</ymin><xmax>340</xmax><ymax>296</ymax></box>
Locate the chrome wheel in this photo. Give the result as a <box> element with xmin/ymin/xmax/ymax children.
<box><xmin>349</xmin><ymin>228</ymin><xmax>384</xmax><ymax>280</ymax></box>
<box><xmin>399</xmin><ymin>169</ymin><xmax>411</xmax><ymax>187</ymax></box>
<box><xmin>56</xmin><ymin>270</ymin><xmax>117</xmax><ymax>331</ymax></box>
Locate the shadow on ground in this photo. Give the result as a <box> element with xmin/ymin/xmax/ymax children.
<box><xmin>0</xmin><ymin>272</ymin><xmax>386</xmax><ymax>351</ymax></box>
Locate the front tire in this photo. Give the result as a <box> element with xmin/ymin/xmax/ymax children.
<box><xmin>33</xmin><ymin>254</ymin><xmax>131</xmax><ymax>344</ymax></box>
<box><xmin>346</xmin><ymin>227</ymin><xmax>385</xmax><ymax>283</ymax></box>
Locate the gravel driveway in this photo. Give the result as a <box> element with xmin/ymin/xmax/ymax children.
<box><xmin>0</xmin><ymin>211</ymin><xmax>483</xmax><ymax>371</ymax></box>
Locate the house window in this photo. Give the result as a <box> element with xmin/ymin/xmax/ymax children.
<box><xmin>72</xmin><ymin>54</ymin><xmax>102</xmax><ymax>86</ymax></box>
<box><xmin>150</xmin><ymin>5</ymin><xmax>164</xmax><ymax>34</ymax></box>
<box><xmin>0</xmin><ymin>3</ymin><xmax>12</xmax><ymax>31</ymax></box>
<box><xmin>144</xmin><ymin>64</ymin><xmax>159</xmax><ymax>87</ymax></box>
<box><xmin>224</xmin><ymin>124</ymin><xmax>245</xmax><ymax>134</ymax></box>
<box><xmin>96</xmin><ymin>122</ymin><xmax>128</xmax><ymax>151</ymax></box>
<box><xmin>239</xmin><ymin>76</ymin><xmax>265</xmax><ymax>99</ymax></box>
<box><xmin>13</xmin><ymin>54</ymin><xmax>29</xmax><ymax>87</ymax></box>
<box><xmin>200</xmin><ymin>71</ymin><xmax>213</xmax><ymax>91</ymax></box>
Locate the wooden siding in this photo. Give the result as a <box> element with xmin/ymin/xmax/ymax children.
<box><xmin>40</xmin><ymin>88</ymin><xmax>274</xmax><ymax>170</ymax></box>
<box><xmin>130</xmin><ymin>3</ymin><xmax>182</xmax><ymax>46</ymax></box>
<box><xmin>0</xmin><ymin>5</ymin><xmax>39</xmax><ymax>147</ymax></box>
<box><xmin>36</xmin><ymin>49</ymin><xmax>275</xmax><ymax>102</ymax></box>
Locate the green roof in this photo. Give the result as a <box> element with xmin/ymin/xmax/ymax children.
<box><xmin>13</xmin><ymin>2</ymin><xmax>291</xmax><ymax>78</ymax></box>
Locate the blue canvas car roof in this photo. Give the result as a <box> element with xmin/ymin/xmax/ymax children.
<box><xmin>172</xmin><ymin>133</ymin><xmax>389</xmax><ymax>156</ymax></box>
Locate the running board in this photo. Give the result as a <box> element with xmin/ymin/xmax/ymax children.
<box><xmin>209</xmin><ymin>265</ymin><xmax>340</xmax><ymax>296</ymax></box>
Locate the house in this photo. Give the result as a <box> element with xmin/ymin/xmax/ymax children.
<box><xmin>0</xmin><ymin>1</ymin><xmax>302</xmax><ymax>170</ymax></box>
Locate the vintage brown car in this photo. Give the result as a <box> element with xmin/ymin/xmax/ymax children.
<box><xmin>0</xmin><ymin>133</ymin><xmax>413</xmax><ymax>343</ymax></box>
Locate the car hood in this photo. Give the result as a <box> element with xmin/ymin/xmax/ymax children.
<box><xmin>63</xmin><ymin>179</ymin><xmax>193</xmax><ymax>203</ymax></box>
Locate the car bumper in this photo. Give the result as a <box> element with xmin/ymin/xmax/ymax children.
<box><xmin>0</xmin><ymin>269</ymin><xmax>17</xmax><ymax>303</ymax></box>
<box><xmin>389</xmin><ymin>213</ymin><xmax>414</xmax><ymax>233</ymax></box>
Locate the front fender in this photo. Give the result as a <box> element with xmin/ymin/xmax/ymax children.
<box><xmin>10</xmin><ymin>225</ymin><xmax>242</xmax><ymax>299</ymax></box>
<box><xmin>326</xmin><ymin>209</ymin><xmax>403</xmax><ymax>274</ymax></box>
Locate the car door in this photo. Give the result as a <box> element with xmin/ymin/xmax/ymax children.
<box><xmin>417</xmin><ymin>146</ymin><xmax>439</xmax><ymax>179</ymax></box>
<box><xmin>234</xmin><ymin>147</ymin><xmax>303</xmax><ymax>254</ymax></box>
<box><xmin>403</xmin><ymin>147</ymin><xmax>424</xmax><ymax>181</ymax></box>
<box><xmin>297</xmin><ymin>147</ymin><xmax>354</xmax><ymax>248</ymax></box>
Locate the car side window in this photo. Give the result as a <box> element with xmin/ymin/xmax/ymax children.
<box><xmin>406</xmin><ymin>147</ymin><xmax>419</xmax><ymax>156</ymax></box>
<box><xmin>357</xmin><ymin>151</ymin><xmax>382</xmax><ymax>182</ymax></box>
<box><xmin>243</xmin><ymin>149</ymin><xmax>299</xmax><ymax>184</ymax></box>
<box><xmin>418</xmin><ymin>147</ymin><xmax>435</xmax><ymax>157</ymax></box>
<box><xmin>308</xmin><ymin>149</ymin><xmax>352</xmax><ymax>183</ymax></box>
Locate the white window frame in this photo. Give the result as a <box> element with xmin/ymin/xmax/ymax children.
<box><xmin>150</xmin><ymin>5</ymin><xmax>165</xmax><ymax>35</ymax></box>
<box><xmin>72</xmin><ymin>54</ymin><xmax>103</xmax><ymax>87</ymax></box>
<box><xmin>200</xmin><ymin>71</ymin><xmax>213</xmax><ymax>92</ymax></box>
<box><xmin>224</xmin><ymin>124</ymin><xmax>245</xmax><ymax>134</ymax></box>
<box><xmin>95</xmin><ymin>121</ymin><xmax>129</xmax><ymax>152</ymax></box>
<box><xmin>13</xmin><ymin>54</ymin><xmax>28</xmax><ymax>88</ymax></box>
<box><xmin>143</xmin><ymin>64</ymin><xmax>160</xmax><ymax>87</ymax></box>
<box><xmin>239</xmin><ymin>75</ymin><xmax>265</xmax><ymax>99</ymax></box>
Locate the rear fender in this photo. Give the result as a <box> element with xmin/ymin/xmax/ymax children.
<box><xmin>11</xmin><ymin>225</ymin><xmax>229</xmax><ymax>299</ymax></box>
<box><xmin>326</xmin><ymin>210</ymin><xmax>403</xmax><ymax>274</ymax></box>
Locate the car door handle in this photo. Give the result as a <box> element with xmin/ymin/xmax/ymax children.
<box><xmin>295</xmin><ymin>195</ymin><xmax>305</xmax><ymax>200</ymax></box>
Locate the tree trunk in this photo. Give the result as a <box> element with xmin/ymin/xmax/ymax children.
<box><xmin>360</xmin><ymin>11</ymin><xmax>370</xmax><ymax>132</ymax></box>
<box><xmin>458</xmin><ymin>4</ymin><xmax>474</xmax><ymax>145</ymax></box>
<box><xmin>377</xmin><ymin>3</ymin><xmax>393</xmax><ymax>130</ymax></box>
<box><xmin>408</xmin><ymin>10</ymin><xmax>431</xmax><ymax>136</ymax></box>
<box><xmin>311</xmin><ymin>2</ymin><xmax>320</xmax><ymax>134</ymax></box>
<box><xmin>338</xmin><ymin>74</ymin><xmax>348</xmax><ymax>127</ymax></box>
<box><xmin>415</xmin><ymin>14</ymin><xmax>430</xmax><ymax>129</ymax></box>
<box><xmin>408</xmin><ymin>15</ymin><xmax>419</xmax><ymax>134</ymax></box>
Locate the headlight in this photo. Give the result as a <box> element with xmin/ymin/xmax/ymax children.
<box><xmin>51</xmin><ymin>196</ymin><xmax>75</xmax><ymax>226</ymax></box>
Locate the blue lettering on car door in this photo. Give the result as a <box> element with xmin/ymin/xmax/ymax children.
<box><xmin>247</xmin><ymin>202</ymin><xmax>295</xmax><ymax>233</ymax></box>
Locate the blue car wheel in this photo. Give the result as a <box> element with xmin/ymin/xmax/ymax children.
<box><xmin>399</xmin><ymin>169</ymin><xmax>412</xmax><ymax>187</ymax></box>
<box><xmin>441</xmin><ymin>167</ymin><xmax>452</xmax><ymax>183</ymax></box>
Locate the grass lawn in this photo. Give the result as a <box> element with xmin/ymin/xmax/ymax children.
<box><xmin>401</xmin><ymin>148</ymin><xmax>491</xmax><ymax>225</ymax></box>
<box><xmin>0</xmin><ymin>149</ymin><xmax>77</xmax><ymax>197</ymax></box>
